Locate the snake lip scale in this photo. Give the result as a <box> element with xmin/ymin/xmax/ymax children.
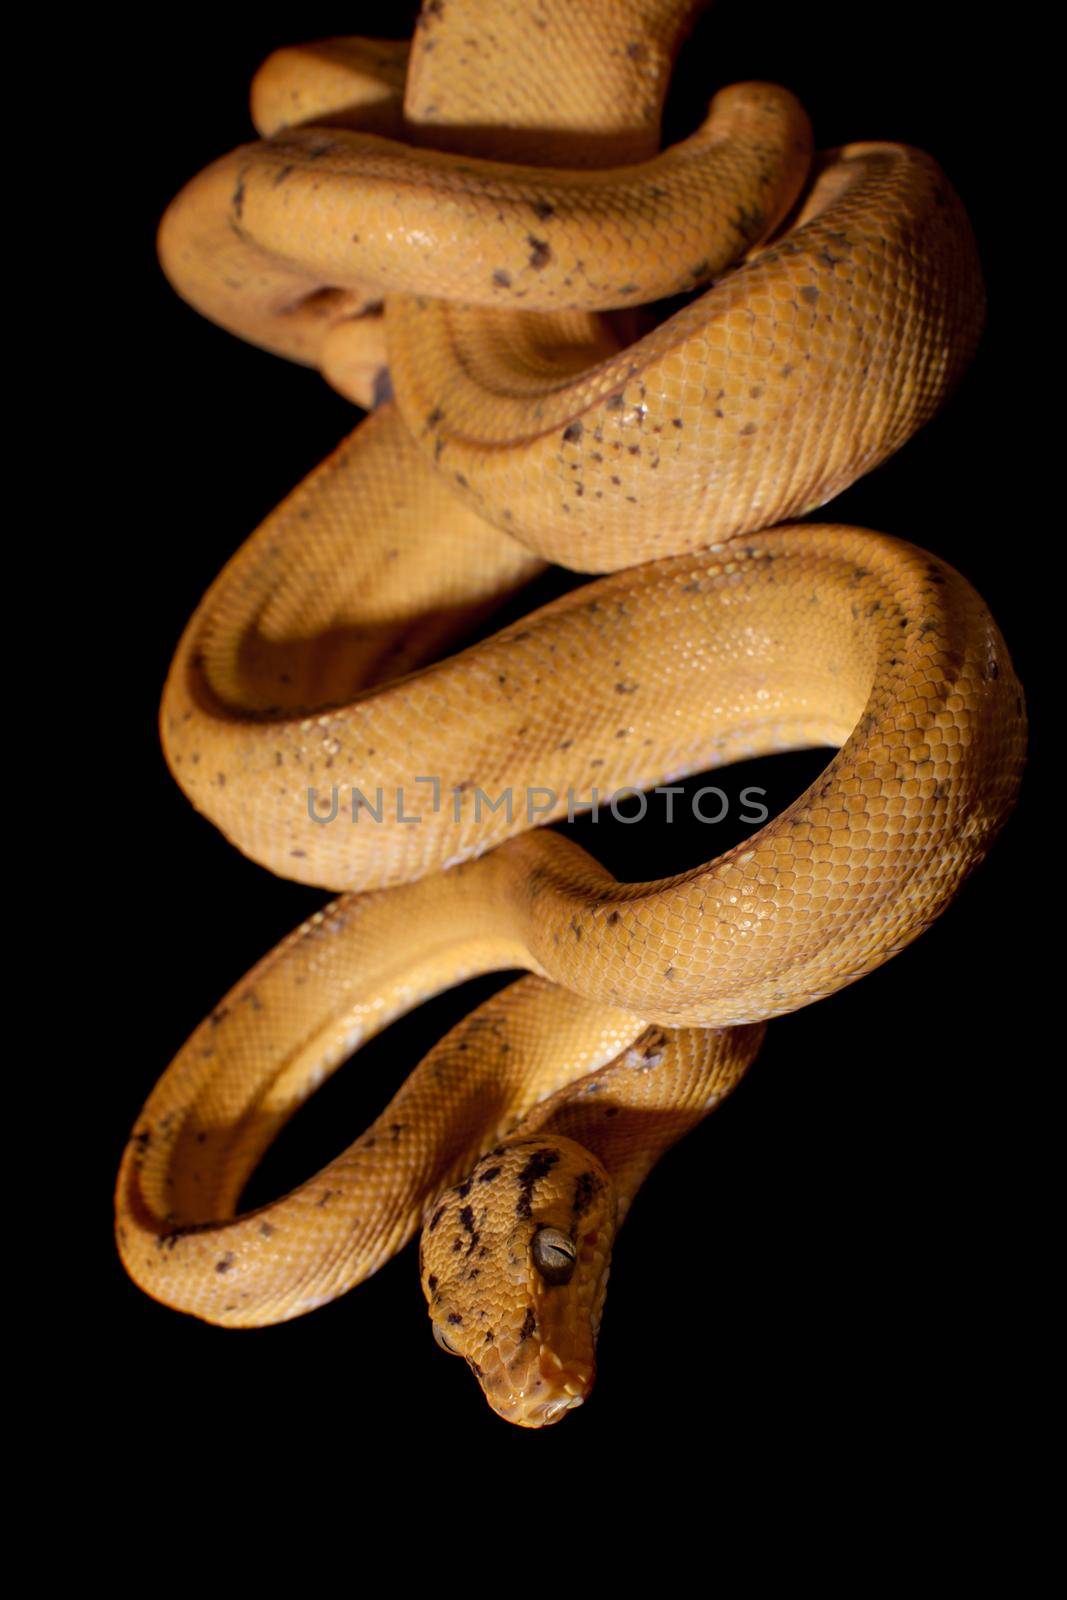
<box><xmin>118</xmin><ymin>0</ymin><xmax>1025</xmax><ymax>1428</ymax></box>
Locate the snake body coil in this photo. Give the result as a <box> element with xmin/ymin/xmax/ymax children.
<box><xmin>117</xmin><ymin>0</ymin><xmax>1024</xmax><ymax>1427</ymax></box>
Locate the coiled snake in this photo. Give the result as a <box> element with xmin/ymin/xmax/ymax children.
<box><xmin>116</xmin><ymin>0</ymin><xmax>1026</xmax><ymax>1427</ymax></box>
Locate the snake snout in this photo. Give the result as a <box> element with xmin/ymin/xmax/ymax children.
<box><xmin>517</xmin><ymin>1390</ymin><xmax>586</xmax><ymax>1429</ymax></box>
<box><xmin>483</xmin><ymin>1350</ymin><xmax>594</xmax><ymax>1429</ymax></box>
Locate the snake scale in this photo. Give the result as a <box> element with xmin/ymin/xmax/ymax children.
<box><xmin>116</xmin><ymin>0</ymin><xmax>1025</xmax><ymax>1427</ymax></box>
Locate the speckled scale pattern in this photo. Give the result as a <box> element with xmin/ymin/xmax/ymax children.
<box><xmin>118</xmin><ymin>975</ymin><xmax>645</xmax><ymax>1327</ymax></box>
<box><xmin>388</xmin><ymin>144</ymin><xmax>985</xmax><ymax>570</ymax></box>
<box><xmin>122</xmin><ymin>0</ymin><xmax>1024</xmax><ymax>1424</ymax></box>
<box><xmin>420</xmin><ymin>1018</ymin><xmax>763</xmax><ymax>1424</ymax></box>
<box><xmin>212</xmin><ymin>81</ymin><xmax>811</xmax><ymax>316</ymax></box>
<box><xmin>140</xmin><ymin>514</ymin><xmax>1025</xmax><ymax>1346</ymax></box>
<box><xmin>164</xmin><ymin>519</ymin><xmax>1022</xmax><ymax>923</ymax></box>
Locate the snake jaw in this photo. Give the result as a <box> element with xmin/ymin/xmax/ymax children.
<box><xmin>498</xmin><ymin>1378</ymin><xmax>589</xmax><ymax>1429</ymax></box>
<box><xmin>419</xmin><ymin>1137</ymin><xmax>616</xmax><ymax>1426</ymax></box>
<box><xmin>479</xmin><ymin>1333</ymin><xmax>596</xmax><ymax>1429</ymax></box>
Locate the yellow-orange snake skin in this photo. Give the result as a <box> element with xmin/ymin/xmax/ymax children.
<box><xmin>116</xmin><ymin>0</ymin><xmax>1026</xmax><ymax>1427</ymax></box>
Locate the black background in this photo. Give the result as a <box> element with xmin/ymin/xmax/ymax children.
<box><xmin>96</xmin><ymin>0</ymin><xmax>1036</xmax><ymax>1472</ymax></box>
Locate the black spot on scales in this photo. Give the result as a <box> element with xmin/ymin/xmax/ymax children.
<box><xmin>573</xmin><ymin>1171</ymin><xmax>603</xmax><ymax>1217</ymax></box>
<box><xmin>527</xmin><ymin>235</ymin><xmax>551</xmax><ymax>269</ymax></box>
<box><xmin>515</xmin><ymin>1148</ymin><xmax>560</xmax><ymax>1219</ymax></box>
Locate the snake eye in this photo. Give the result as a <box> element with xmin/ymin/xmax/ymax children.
<box><xmin>531</xmin><ymin>1226</ymin><xmax>578</xmax><ymax>1285</ymax></box>
<box><xmin>433</xmin><ymin>1322</ymin><xmax>462</xmax><ymax>1355</ymax></box>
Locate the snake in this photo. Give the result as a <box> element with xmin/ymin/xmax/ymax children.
<box><xmin>116</xmin><ymin>0</ymin><xmax>1025</xmax><ymax>1428</ymax></box>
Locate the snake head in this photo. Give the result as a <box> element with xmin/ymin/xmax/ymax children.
<box><xmin>419</xmin><ymin>1135</ymin><xmax>617</xmax><ymax>1427</ymax></box>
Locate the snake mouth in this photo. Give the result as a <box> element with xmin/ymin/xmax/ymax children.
<box><xmin>482</xmin><ymin>1347</ymin><xmax>596</xmax><ymax>1428</ymax></box>
<box><xmin>528</xmin><ymin>1393</ymin><xmax>585</xmax><ymax>1428</ymax></box>
<box><xmin>489</xmin><ymin>1381</ymin><xmax>589</xmax><ymax>1429</ymax></box>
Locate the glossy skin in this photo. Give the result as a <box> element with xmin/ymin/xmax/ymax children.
<box><xmin>117</xmin><ymin>0</ymin><xmax>1023</xmax><ymax>1425</ymax></box>
<box><xmin>422</xmin><ymin>1137</ymin><xmax>618</xmax><ymax>1428</ymax></box>
<box><xmin>420</xmin><ymin>1022</ymin><xmax>764</xmax><ymax>1425</ymax></box>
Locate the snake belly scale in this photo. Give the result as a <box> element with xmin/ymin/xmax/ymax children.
<box><xmin>117</xmin><ymin>0</ymin><xmax>1025</xmax><ymax>1427</ymax></box>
